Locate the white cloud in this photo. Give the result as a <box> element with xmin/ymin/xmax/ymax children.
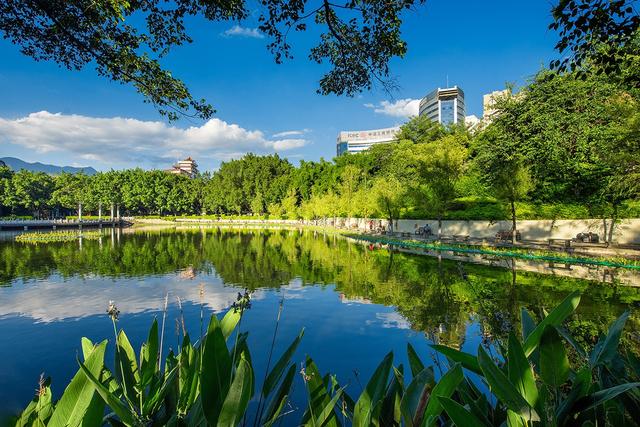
<box><xmin>272</xmin><ymin>129</ymin><xmax>311</xmax><ymax>138</ymax></box>
<box><xmin>222</xmin><ymin>25</ymin><xmax>264</xmax><ymax>39</ymax></box>
<box><xmin>365</xmin><ymin>98</ymin><xmax>420</xmax><ymax>118</ymax></box>
<box><xmin>0</xmin><ymin>111</ymin><xmax>309</xmax><ymax>170</ymax></box>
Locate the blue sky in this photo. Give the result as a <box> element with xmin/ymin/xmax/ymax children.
<box><xmin>0</xmin><ymin>0</ymin><xmax>558</xmax><ymax>172</ymax></box>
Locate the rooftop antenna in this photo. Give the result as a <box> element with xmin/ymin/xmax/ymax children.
<box><xmin>446</xmin><ymin>75</ymin><xmax>449</xmax><ymax>88</ymax></box>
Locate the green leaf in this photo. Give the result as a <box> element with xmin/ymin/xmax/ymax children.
<box><xmin>81</xmin><ymin>337</ymin><xmax>95</xmax><ymax>360</ymax></box>
<box><xmin>262</xmin><ymin>328</ymin><xmax>304</xmax><ymax>397</ymax></box>
<box><xmin>301</xmin><ymin>357</ymin><xmax>339</xmax><ymax>427</ymax></box>
<box><xmin>217</xmin><ymin>353</ymin><xmax>253</xmax><ymax>427</ymax></box>
<box><xmin>555</xmin><ymin>367</ymin><xmax>591</xmax><ymax>424</ymax></box>
<box><xmin>423</xmin><ymin>363</ymin><xmax>464</xmax><ymax>425</ymax></box>
<box><xmin>400</xmin><ymin>366</ymin><xmax>435</xmax><ymax>427</ymax></box>
<box><xmin>308</xmin><ymin>385</ymin><xmax>346</xmax><ymax>427</ymax></box>
<box><xmin>507</xmin><ymin>333</ymin><xmax>538</xmax><ymax>407</ymax></box>
<box><xmin>430</xmin><ymin>345</ymin><xmax>481</xmax><ymax>375</ymax></box>
<box><xmin>115</xmin><ymin>329</ymin><xmax>140</xmax><ymax>404</ymax></box>
<box><xmin>572</xmin><ymin>382</ymin><xmax>640</xmax><ymax>414</ymax></box>
<box><xmin>352</xmin><ymin>351</ymin><xmax>393</xmax><ymax>427</ymax></box>
<box><xmin>220</xmin><ymin>308</ymin><xmax>241</xmax><ymax>340</ymax></box>
<box><xmin>48</xmin><ymin>340</ymin><xmax>107</xmax><ymax>427</ymax></box>
<box><xmin>77</xmin><ymin>362</ymin><xmax>137</xmax><ymax>426</ymax></box>
<box><xmin>438</xmin><ymin>396</ymin><xmax>489</xmax><ymax>427</ymax></box>
<box><xmin>200</xmin><ymin>315</ymin><xmax>232</xmax><ymax>426</ymax></box>
<box><xmin>140</xmin><ymin>318</ymin><xmax>159</xmax><ymax>386</ymax></box>
<box><xmin>142</xmin><ymin>365</ymin><xmax>178</xmax><ymax>416</ymax></box>
<box><xmin>262</xmin><ymin>363</ymin><xmax>296</xmax><ymax>427</ymax></box>
<box><xmin>520</xmin><ymin>308</ymin><xmax>536</xmax><ymax>341</ymax></box>
<box><xmin>407</xmin><ymin>343</ymin><xmax>425</xmax><ymax>378</ymax></box>
<box><xmin>589</xmin><ymin>310</ymin><xmax>630</xmax><ymax>368</ymax></box>
<box><xmin>522</xmin><ymin>291</ymin><xmax>580</xmax><ymax>357</ymax></box>
<box><xmin>539</xmin><ymin>326</ymin><xmax>570</xmax><ymax>388</ymax></box>
<box><xmin>381</xmin><ymin>364</ymin><xmax>403</xmax><ymax>426</ymax></box>
<box><xmin>477</xmin><ymin>346</ymin><xmax>539</xmax><ymax>422</ymax></box>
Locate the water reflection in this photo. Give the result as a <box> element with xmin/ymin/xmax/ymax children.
<box><xmin>1</xmin><ymin>228</ymin><xmax>639</xmax><ymax>419</ymax></box>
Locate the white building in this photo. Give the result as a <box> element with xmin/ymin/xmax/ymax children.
<box><xmin>483</xmin><ymin>89</ymin><xmax>511</xmax><ymax>122</ymax></box>
<box><xmin>419</xmin><ymin>86</ymin><xmax>466</xmax><ymax>125</ymax></box>
<box><xmin>336</xmin><ymin>127</ymin><xmax>400</xmax><ymax>156</ymax></box>
<box><xmin>166</xmin><ymin>157</ymin><xmax>199</xmax><ymax>178</ymax></box>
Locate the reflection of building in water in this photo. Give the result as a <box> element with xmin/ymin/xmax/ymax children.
<box><xmin>180</xmin><ymin>266</ymin><xmax>196</xmax><ymax>280</ymax></box>
<box><xmin>339</xmin><ymin>293</ymin><xmax>372</xmax><ymax>304</ymax></box>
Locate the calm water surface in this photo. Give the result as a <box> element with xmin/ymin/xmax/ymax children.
<box><xmin>1</xmin><ymin>227</ymin><xmax>639</xmax><ymax>423</ymax></box>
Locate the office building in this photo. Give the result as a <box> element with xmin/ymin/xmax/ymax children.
<box><xmin>166</xmin><ymin>157</ymin><xmax>198</xmax><ymax>178</ymax></box>
<box><xmin>336</xmin><ymin>127</ymin><xmax>400</xmax><ymax>156</ymax></box>
<box><xmin>483</xmin><ymin>89</ymin><xmax>510</xmax><ymax>121</ymax></box>
<box><xmin>419</xmin><ymin>86</ymin><xmax>465</xmax><ymax>125</ymax></box>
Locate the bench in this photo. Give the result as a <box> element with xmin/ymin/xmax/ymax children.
<box><xmin>400</xmin><ymin>231</ymin><xmax>412</xmax><ymax>237</ymax></box>
<box><xmin>548</xmin><ymin>238</ymin><xmax>571</xmax><ymax>248</ymax></box>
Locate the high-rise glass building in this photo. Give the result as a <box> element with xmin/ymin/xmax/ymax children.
<box><xmin>419</xmin><ymin>86</ymin><xmax>465</xmax><ymax>125</ymax></box>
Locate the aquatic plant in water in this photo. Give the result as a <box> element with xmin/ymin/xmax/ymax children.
<box><xmin>15</xmin><ymin>230</ymin><xmax>105</xmax><ymax>243</ymax></box>
<box><xmin>12</xmin><ymin>291</ymin><xmax>640</xmax><ymax>426</ymax></box>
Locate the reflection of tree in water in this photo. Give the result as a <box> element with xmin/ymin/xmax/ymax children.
<box><xmin>1</xmin><ymin>228</ymin><xmax>639</xmax><ymax>349</ymax></box>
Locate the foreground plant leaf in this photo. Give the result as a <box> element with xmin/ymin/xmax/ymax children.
<box><xmin>477</xmin><ymin>346</ymin><xmax>540</xmax><ymax>422</ymax></box>
<box><xmin>48</xmin><ymin>340</ymin><xmax>107</xmax><ymax>427</ymax></box>
<box><xmin>78</xmin><ymin>362</ymin><xmax>137</xmax><ymax>426</ymax></box>
<box><xmin>353</xmin><ymin>351</ymin><xmax>393</xmax><ymax>427</ymax></box>
<box><xmin>262</xmin><ymin>328</ymin><xmax>304</xmax><ymax>397</ymax></box>
<box><xmin>200</xmin><ymin>315</ymin><xmax>232</xmax><ymax>426</ymax></box>
<box><xmin>438</xmin><ymin>396</ymin><xmax>490</xmax><ymax>427</ymax></box>
<box><xmin>217</xmin><ymin>353</ymin><xmax>253</xmax><ymax>427</ymax></box>
<box><xmin>522</xmin><ymin>291</ymin><xmax>581</xmax><ymax>357</ymax></box>
<box><xmin>540</xmin><ymin>326</ymin><xmax>570</xmax><ymax>388</ymax></box>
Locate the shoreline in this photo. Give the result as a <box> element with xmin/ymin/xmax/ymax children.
<box><xmin>130</xmin><ymin>217</ymin><xmax>640</xmax><ymax>268</ymax></box>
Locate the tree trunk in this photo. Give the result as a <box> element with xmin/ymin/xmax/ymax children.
<box><xmin>608</xmin><ymin>204</ymin><xmax>618</xmax><ymax>246</ymax></box>
<box><xmin>511</xmin><ymin>200</ymin><xmax>517</xmax><ymax>245</ymax></box>
<box><xmin>78</xmin><ymin>202</ymin><xmax>82</xmax><ymax>222</ymax></box>
<box><xmin>98</xmin><ymin>203</ymin><xmax>102</xmax><ymax>221</ymax></box>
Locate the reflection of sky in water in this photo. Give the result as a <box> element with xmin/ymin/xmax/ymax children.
<box><xmin>0</xmin><ymin>271</ymin><xmax>435</xmax><ymax>421</ymax></box>
<box><xmin>0</xmin><ymin>272</ymin><xmax>265</xmax><ymax>322</ymax></box>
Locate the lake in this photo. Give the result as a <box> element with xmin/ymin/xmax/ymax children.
<box><xmin>1</xmin><ymin>226</ymin><xmax>639</xmax><ymax>423</ymax></box>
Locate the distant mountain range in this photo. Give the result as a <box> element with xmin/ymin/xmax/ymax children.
<box><xmin>0</xmin><ymin>157</ymin><xmax>97</xmax><ymax>175</ymax></box>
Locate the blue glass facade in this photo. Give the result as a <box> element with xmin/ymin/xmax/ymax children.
<box><xmin>337</xmin><ymin>142</ymin><xmax>348</xmax><ymax>156</ymax></box>
<box><xmin>440</xmin><ymin>99</ymin><xmax>455</xmax><ymax>125</ymax></box>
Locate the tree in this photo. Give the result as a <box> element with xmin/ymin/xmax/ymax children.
<box><xmin>370</xmin><ymin>176</ymin><xmax>407</xmax><ymax>233</ymax></box>
<box><xmin>550</xmin><ymin>0</ymin><xmax>639</xmax><ymax>87</ymax></box>
<box><xmin>487</xmin><ymin>158</ymin><xmax>533</xmax><ymax>244</ymax></box>
<box><xmin>413</xmin><ymin>136</ymin><xmax>468</xmax><ymax>238</ymax></box>
<box><xmin>396</xmin><ymin>115</ymin><xmax>449</xmax><ymax>144</ymax></box>
<box><xmin>594</xmin><ymin>93</ymin><xmax>640</xmax><ymax>242</ymax></box>
<box><xmin>0</xmin><ymin>165</ymin><xmax>13</xmax><ymax>216</ymax></box>
<box><xmin>50</xmin><ymin>172</ymin><xmax>90</xmax><ymax>216</ymax></box>
<box><xmin>9</xmin><ymin>170</ymin><xmax>54</xmax><ymax>218</ymax></box>
<box><xmin>339</xmin><ymin>164</ymin><xmax>361</xmax><ymax>218</ymax></box>
<box><xmin>0</xmin><ymin>0</ymin><xmax>425</xmax><ymax>120</ymax></box>
<box><xmin>251</xmin><ymin>192</ymin><xmax>265</xmax><ymax>216</ymax></box>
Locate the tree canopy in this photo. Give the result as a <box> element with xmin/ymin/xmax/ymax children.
<box><xmin>0</xmin><ymin>0</ymin><xmax>425</xmax><ymax>120</ymax></box>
